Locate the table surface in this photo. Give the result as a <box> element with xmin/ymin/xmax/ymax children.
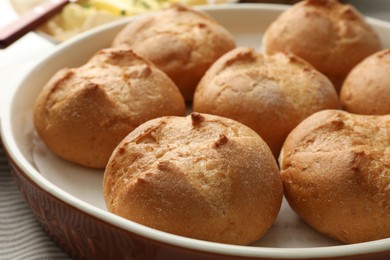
<box><xmin>0</xmin><ymin>1</ymin><xmax>389</xmax><ymax>259</ymax></box>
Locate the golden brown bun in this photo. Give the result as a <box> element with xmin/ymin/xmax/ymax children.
<box><xmin>193</xmin><ymin>47</ymin><xmax>340</xmax><ymax>158</ymax></box>
<box><xmin>34</xmin><ymin>48</ymin><xmax>185</xmax><ymax>168</ymax></box>
<box><xmin>103</xmin><ymin>113</ymin><xmax>283</xmax><ymax>245</ymax></box>
<box><xmin>340</xmin><ymin>49</ymin><xmax>390</xmax><ymax>115</ymax></box>
<box><xmin>262</xmin><ymin>0</ymin><xmax>382</xmax><ymax>90</ymax></box>
<box><xmin>280</xmin><ymin>109</ymin><xmax>390</xmax><ymax>244</ymax></box>
<box><xmin>112</xmin><ymin>3</ymin><xmax>236</xmax><ymax>101</ymax></box>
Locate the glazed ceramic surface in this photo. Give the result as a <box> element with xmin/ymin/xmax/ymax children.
<box><xmin>1</xmin><ymin>4</ymin><xmax>390</xmax><ymax>259</ymax></box>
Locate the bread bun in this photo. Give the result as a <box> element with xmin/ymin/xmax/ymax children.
<box><xmin>193</xmin><ymin>47</ymin><xmax>340</xmax><ymax>158</ymax></box>
<box><xmin>340</xmin><ymin>48</ymin><xmax>390</xmax><ymax>115</ymax></box>
<box><xmin>262</xmin><ymin>0</ymin><xmax>382</xmax><ymax>90</ymax></box>
<box><xmin>34</xmin><ymin>48</ymin><xmax>185</xmax><ymax>168</ymax></box>
<box><xmin>103</xmin><ymin>112</ymin><xmax>283</xmax><ymax>245</ymax></box>
<box><xmin>112</xmin><ymin>3</ymin><xmax>236</xmax><ymax>101</ymax></box>
<box><xmin>280</xmin><ymin>109</ymin><xmax>390</xmax><ymax>244</ymax></box>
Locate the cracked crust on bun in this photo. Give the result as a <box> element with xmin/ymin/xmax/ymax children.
<box><xmin>103</xmin><ymin>113</ymin><xmax>283</xmax><ymax>245</ymax></box>
<box><xmin>33</xmin><ymin>48</ymin><xmax>185</xmax><ymax>168</ymax></box>
<box><xmin>193</xmin><ymin>47</ymin><xmax>340</xmax><ymax>158</ymax></box>
<box><xmin>263</xmin><ymin>0</ymin><xmax>381</xmax><ymax>90</ymax></box>
<box><xmin>280</xmin><ymin>109</ymin><xmax>390</xmax><ymax>244</ymax></box>
<box><xmin>112</xmin><ymin>4</ymin><xmax>236</xmax><ymax>101</ymax></box>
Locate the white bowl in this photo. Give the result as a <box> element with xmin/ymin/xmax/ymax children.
<box><xmin>1</xmin><ymin>4</ymin><xmax>390</xmax><ymax>259</ymax></box>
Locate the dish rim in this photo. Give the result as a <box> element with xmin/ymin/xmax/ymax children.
<box><xmin>1</xmin><ymin>3</ymin><xmax>390</xmax><ymax>259</ymax></box>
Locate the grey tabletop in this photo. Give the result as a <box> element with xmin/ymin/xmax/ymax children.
<box><xmin>0</xmin><ymin>1</ymin><xmax>389</xmax><ymax>259</ymax></box>
<box><xmin>0</xmin><ymin>142</ymin><xmax>69</xmax><ymax>259</ymax></box>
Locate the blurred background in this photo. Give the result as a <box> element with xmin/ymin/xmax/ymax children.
<box><xmin>241</xmin><ymin>0</ymin><xmax>390</xmax><ymax>22</ymax></box>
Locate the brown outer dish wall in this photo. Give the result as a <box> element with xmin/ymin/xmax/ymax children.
<box><xmin>6</xmin><ymin>154</ymin><xmax>390</xmax><ymax>260</ymax></box>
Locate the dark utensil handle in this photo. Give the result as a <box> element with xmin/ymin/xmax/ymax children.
<box><xmin>0</xmin><ymin>0</ymin><xmax>69</xmax><ymax>49</ymax></box>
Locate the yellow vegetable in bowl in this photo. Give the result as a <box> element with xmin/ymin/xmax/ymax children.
<box><xmin>10</xmin><ymin>0</ymin><xmax>236</xmax><ymax>42</ymax></box>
